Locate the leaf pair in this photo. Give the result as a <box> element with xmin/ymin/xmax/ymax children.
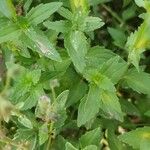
<box><xmin>77</xmin><ymin>51</ymin><xmax>128</xmax><ymax>126</ymax></box>
<box><xmin>44</xmin><ymin>7</ymin><xmax>104</xmax><ymax>73</ymax></box>
<box><xmin>0</xmin><ymin>1</ymin><xmax>63</xmax><ymax>62</ymax></box>
<box><xmin>77</xmin><ymin>81</ymin><xmax>123</xmax><ymax>127</ymax></box>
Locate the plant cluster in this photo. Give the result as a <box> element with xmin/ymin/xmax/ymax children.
<box><xmin>0</xmin><ymin>0</ymin><xmax>150</xmax><ymax>150</ymax></box>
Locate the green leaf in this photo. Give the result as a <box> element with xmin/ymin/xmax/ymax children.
<box><xmin>65</xmin><ymin>142</ymin><xmax>78</xmax><ymax>150</ymax></box>
<box><xmin>82</xmin><ymin>145</ymin><xmax>97</xmax><ymax>150</ymax></box>
<box><xmin>52</xmin><ymin>135</ymin><xmax>66</xmax><ymax>150</ymax></box>
<box><xmin>77</xmin><ymin>84</ymin><xmax>100</xmax><ymax>127</ymax></box>
<box><xmin>0</xmin><ymin>0</ymin><xmax>16</xmax><ymax>19</ymax></box>
<box><xmin>54</xmin><ymin>91</ymin><xmax>69</xmax><ymax>129</ymax></box>
<box><xmin>0</xmin><ymin>24</ymin><xmax>21</xmax><ymax>44</ymax></box>
<box><xmin>107</xmin><ymin>130</ymin><xmax>124</xmax><ymax>150</ymax></box>
<box><xmin>39</xmin><ymin>123</ymin><xmax>49</xmax><ymax>145</ymax></box>
<box><xmin>57</xmin><ymin>7</ymin><xmax>73</xmax><ymax>20</ymax></box>
<box><xmin>43</xmin><ymin>20</ymin><xmax>71</xmax><ymax>33</ymax></box>
<box><xmin>64</xmin><ymin>31</ymin><xmax>88</xmax><ymax>73</ymax></box>
<box><xmin>126</xmin><ymin>16</ymin><xmax>150</xmax><ymax>69</ymax></box>
<box><xmin>122</xmin><ymin>4</ymin><xmax>137</xmax><ymax>21</ymax></box>
<box><xmin>134</xmin><ymin>0</ymin><xmax>145</xmax><ymax>7</ymax></box>
<box><xmin>18</xmin><ymin>115</ymin><xmax>33</xmax><ymax>129</ymax></box>
<box><xmin>54</xmin><ymin>109</ymin><xmax>67</xmax><ymax>130</ymax></box>
<box><xmin>14</xmin><ymin>128</ymin><xmax>35</xmax><ymax>140</ymax></box>
<box><xmin>0</xmin><ymin>17</ymin><xmax>10</xmax><ymax>27</ymax></box>
<box><xmin>30</xmin><ymin>69</ymin><xmax>41</xmax><ymax>85</ymax></box>
<box><xmin>66</xmin><ymin>79</ymin><xmax>88</xmax><ymax>107</ymax></box>
<box><xmin>140</xmin><ymin>138</ymin><xmax>150</xmax><ymax>150</ymax></box>
<box><xmin>27</xmin><ymin>2</ymin><xmax>62</xmax><ymax>25</ymax></box>
<box><xmin>24</xmin><ymin>27</ymin><xmax>61</xmax><ymax>61</ymax></box>
<box><xmin>55</xmin><ymin>90</ymin><xmax>69</xmax><ymax>109</ymax></box>
<box><xmin>86</xmin><ymin>46</ymin><xmax>116</xmax><ymax>69</ymax></box>
<box><xmin>84</xmin><ymin>17</ymin><xmax>104</xmax><ymax>32</ymax></box>
<box><xmin>11</xmin><ymin>80</ymin><xmax>32</xmax><ymax>104</ymax></box>
<box><xmin>100</xmin><ymin>90</ymin><xmax>123</xmax><ymax>121</ymax></box>
<box><xmin>108</xmin><ymin>27</ymin><xmax>127</xmax><ymax>48</ymax></box>
<box><xmin>24</xmin><ymin>0</ymin><xmax>33</xmax><ymax>13</ymax></box>
<box><xmin>99</xmin><ymin>56</ymin><xmax>128</xmax><ymax>84</ymax></box>
<box><xmin>119</xmin><ymin>127</ymin><xmax>150</xmax><ymax>149</ymax></box>
<box><xmin>128</xmin><ymin>48</ymin><xmax>141</xmax><ymax>71</ymax></box>
<box><xmin>80</xmin><ymin>127</ymin><xmax>101</xmax><ymax>148</ymax></box>
<box><xmin>40</xmin><ymin>71</ymin><xmax>62</xmax><ymax>83</ymax></box>
<box><xmin>135</xmin><ymin>98</ymin><xmax>150</xmax><ymax>116</ymax></box>
<box><xmin>124</xmin><ymin>68</ymin><xmax>150</xmax><ymax>94</ymax></box>
<box><xmin>120</xmin><ymin>99</ymin><xmax>140</xmax><ymax>116</ymax></box>
<box><xmin>21</xmin><ymin>85</ymin><xmax>44</xmax><ymax>110</ymax></box>
<box><xmin>10</xmin><ymin>68</ymin><xmax>41</xmax><ymax>104</ymax></box>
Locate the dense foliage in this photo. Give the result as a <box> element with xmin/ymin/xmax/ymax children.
<box><xmin>0</xmin><ymin>0</ymin><xmax>150</xmax><ymax>149</ymax></box>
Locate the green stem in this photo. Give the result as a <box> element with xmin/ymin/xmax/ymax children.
<box><xmin>102</xmin><ymin>4</ymin><xmax>124</xmax><ymax>25</ymax></box>
<box><xmin>46</xmin><ymin>122</ymin><xmax>54</xmax><ymax>150</ymax></box>
<box><xmin>51</xmin><ymin>87</ymin><xmax>56</xmax><ymax>102</ymax></box>
<box><xmin>46</xmin><ymin>82</ymin><xmax>56</xmax><ymax>149</ymax></box>
<box><xmin>46</xmin><ymin>136</ymin><xmax>51</xmax><ymax>150</ymax></box>
<box><xmin>102</xmin><ymin>4</ymin><xmax>133</xmax><ymax>33</ymax></box>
